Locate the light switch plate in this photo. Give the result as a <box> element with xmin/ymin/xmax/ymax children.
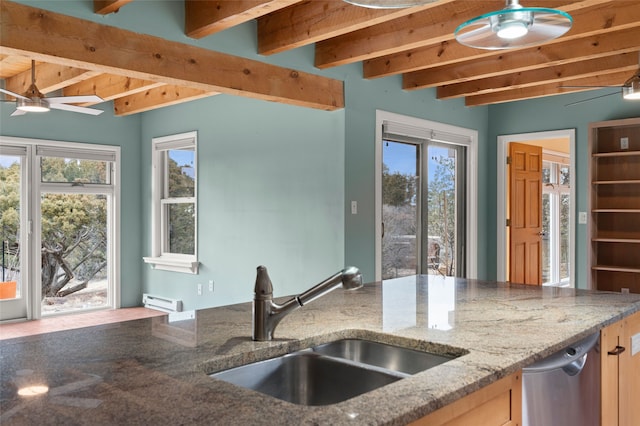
<box><xmin>578</xmin><ymin>212</ymin><xmax>587</xmax><ymax>224</ymax></box>
<box><xmin>351</xmin><ymin>201</ymin><xmax>358</xmax><ymax>215</ymax></box>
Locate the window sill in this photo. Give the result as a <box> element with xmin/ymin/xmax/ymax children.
<box><xmin>143</xmin><ymin>256</ymin><xmax>199</xmax><ymax>274</ymax></box>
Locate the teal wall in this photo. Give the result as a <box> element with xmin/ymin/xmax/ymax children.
<box><xmin>5</xmin><ymin>1</ymin><xmax>638</xmax><ymax>309</ymax></box>
<box><xmin>139</xmin><ymin>95</ymin><xmax>346</xmax><ymax>309</ymax></box>
<box><xmin>0</xmin><ymin>102</ymin><xmax>143</xmax><ymax>307</ymax></box>
<box><xmin>487</xmin><ymin>90</ymin><xmax>639</xmax><ymax>288</ymax></box>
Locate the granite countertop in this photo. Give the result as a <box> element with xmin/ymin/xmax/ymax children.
<box><xmin>2</xmin><ymin>276</ymin><xmax>640</xmax><ymax>425</ymax></box>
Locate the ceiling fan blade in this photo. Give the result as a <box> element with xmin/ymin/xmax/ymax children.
<box><xmin>46</xmin><ymin>95</ymin><xmax>104</xmax><ymax>104</ymax></box>
<box><xmin>49</xmin><ymin>103</ymin><xmax>104</xmax><ymax>115</ymax></box>
<box><xmin>0</xmin><ymin>88</ymin><xmax>29</xmax><ymax>100</ymax></box>
<box><xmin>10</xmin><ymin>109</ymin><xmax>27</xmax><ymax>117</ymax></box>
<box><xmin>565</xmin><ymin>91</ymin><xmax>620</xmax><ymax>107</ymax></box>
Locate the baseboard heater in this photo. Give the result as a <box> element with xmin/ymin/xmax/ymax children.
<box><xmin>142</xmin><ymin>293</ymin><xmax>182</xmax><ymax>313</ymax></box>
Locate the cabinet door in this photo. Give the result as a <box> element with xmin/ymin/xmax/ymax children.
<box><xmin>601</xmin><ymin>320</ymin><xmax>624</xmax><ymax>426</ymax></box>
<box><xmin>601</xmin><ymin>311</ymin><xmax>640</xmax><ymax>426</ymax></box>
<box><xmin>410</xmin><ymin>371</ymin><xmax>521</xmax><ymax>426</ymax></box>
<box><xmin>621</xmin><ymin>311</ymin><xmax>640</xmax><ymax>426</ymax></box>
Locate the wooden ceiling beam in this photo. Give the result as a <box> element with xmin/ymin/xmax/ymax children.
<box><xmin>403</xmin><ymin>26</ymin><xmax>640</xmax><ymax>90</ymax></box>
<box><xmin>257</xmin><ymin>0</ymin><xmax>456</xmax><ymax>56</ymax></box>
<box><xmin>365</xmin><ymin>0</ymin><xmax>632</xmax><ymax>79</ymax></box>
<box><xmin>437</xmin><ymin>53</ymin><xmax>640</xmax><ymax>99</ymax></box>
<box><xmin>63</xmin><ymin>74</ymin><xmax>165</xmax><ymax>102</ymax></box>
<box><xmin>94</xmin><ymin>0</ymin><xmax>134</xmax><ymax>15</ymax></box>
<box><xmin>113</xmin><ymin>85</ymin><xmax>217</xmax><ymax>116</ymax></box>
<box><xmin>4</xmin><ymin>62</ymin><xmax>100</xmax><ymax>95</ymax></box>
<box><xmin>0</xmin><ymin>0</ymin><xmax>343</xmax><ymax>111</ymax></box>
<box><xmin>185</xmin><ymin>0</ymin><xmax>301</xmax><ymax>39</ymax></box>
<box><xmin>314</xmin><ymin>0</ymin><xmax>507</xmax><ymax>69</ymax></box>
<box><xmin>465</xmin><ymin>70</ymin><xmax>632</xmax><ymax>106</ymax></box>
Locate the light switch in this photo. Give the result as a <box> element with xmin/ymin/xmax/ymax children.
<box><xmin>578</xmin><ymin>212</ymin><xmax>587</xmax><ymax>224</ymax></box>
<box><xmin>351</xmin><ymin>201</ymin><xmax>358</xmax><ymax>215</ymax></box>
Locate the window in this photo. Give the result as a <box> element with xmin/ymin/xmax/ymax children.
<box><xmin>144</xmin><ymin>132</ymin><xmax>198</xmax><ymax>274</ymax></box>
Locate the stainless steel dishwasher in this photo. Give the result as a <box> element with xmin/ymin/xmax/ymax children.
<box><xmin>522</xmin><ymin>332</ymin><xmax>600</xmax><ymax>426</ymax></box>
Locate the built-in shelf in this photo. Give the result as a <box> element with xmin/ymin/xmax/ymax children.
<box><xmin>593</xmin><ymin>180</ymin><xmax>640</xmax><ymax>185</ymax></box>
<box><xmin>592</xmin><ymin>265</ymin><xmax>640</xmax><ymax>274</ymax></box>
<box><xmin>592</xmin><ymin>238</ymin><xmax>640</xmax><ymax>244</ymax></box>
<box><xmin>588</xmin><ymin>117</ymin><xmax>640</xmax><ymax>294</ymax></box>
<box><xmin>592</xmin><ymin>151</ymin><xmax>640</xmax><ymax>158</ymax></box>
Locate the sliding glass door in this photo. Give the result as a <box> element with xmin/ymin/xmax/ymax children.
<box><xmin>0</xmin><ymin>138</ymin><xmax>119</xmax><ymax>321</ymax></box>
<box><xmin>382</xmin><ymin>138</ymin><xmax>467</xmax><ymax>279</ymax></box>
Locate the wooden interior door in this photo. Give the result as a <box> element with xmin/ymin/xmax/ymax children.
<box><xmin>509</xmin><ymin>142</ymin><xmax>542</xmax><ymax>285</ymax></box>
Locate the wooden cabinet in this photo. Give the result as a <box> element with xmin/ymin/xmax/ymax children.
<box><xmin>588</xmin><ymin>117</ymin><xmax>640</xmax><ymax>293</ymax></box>
<box><xmin>601</xmin><ymin>311</ymin><xmax>640</xmax><ymax>426</ymax></box>
<box><xmin>409</xmin><ymin>371</ymin><xmax>521</xmax><ymax>426</ymax></box>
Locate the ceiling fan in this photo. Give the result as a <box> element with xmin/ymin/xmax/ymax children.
<box><xmin>0</xmin><ymin>60</ymin><xmax>104</xmax><ymax>116</ymax></box>
<box><xmin>563</xmin><ymin>54</ymin><xmax>640</xmax><ymax>106</ymax></box>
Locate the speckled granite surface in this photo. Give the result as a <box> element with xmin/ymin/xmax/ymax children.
<box><xmin>1</xmin><ymin>276</ymin><xmax>639</xmax><ymax>425</ymax></box>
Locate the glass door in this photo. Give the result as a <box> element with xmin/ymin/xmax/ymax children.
<box><xmin>382</xmin><ymin>139</ymin><xmax>467</xmax><ymax>279</ymax></box>
<box><xmin>382</xmin><ymin>141</ymin><xmax>419</xmax><ymax>279</ymax></box>
<box><xmin>0</xmin><ymin>147</ymin><xmax>29</xmax><ymax>320</ymax></box>
<box><xmin>38</xmin><ymin>153</ymin><xmax>114</xmax><ymax>316</ymax></box>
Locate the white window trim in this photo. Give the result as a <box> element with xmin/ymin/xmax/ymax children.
<box><xmin>143</xmin><ymin>131</ymin><xmax>198</xmax><ymax>274</ymax></box>
<box><xmin>374</xmin><ymin>110</ymin><xmax>478</xmax><ymax>280</ymax></box>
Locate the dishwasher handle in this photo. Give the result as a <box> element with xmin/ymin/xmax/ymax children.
<box><xmin>522</xmin><ymin>332</ymin><xmax>599</xmax><ymax>377</ymax></box>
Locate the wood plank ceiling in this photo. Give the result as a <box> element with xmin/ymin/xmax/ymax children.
<box><xmin>1</xmin><ymin>0</ymin><xmax>639</xmax><ymax>116</ymax></box>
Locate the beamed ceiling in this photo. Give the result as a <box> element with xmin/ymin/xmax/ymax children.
<box><xmin>1</xmin><ymin>0</ymin><xmax>639</xmax><ymax>116</ymax></box>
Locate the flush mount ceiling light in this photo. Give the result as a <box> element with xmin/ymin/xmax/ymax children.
<box><xmin>454</xmin><ymin>0</ymin><xmax>572</xmax><ymax>50</ymax></box>
<box><xmin>343</xmin><ymin>0</ymin><xmax>438</xmax><ymax>9</ymax></box>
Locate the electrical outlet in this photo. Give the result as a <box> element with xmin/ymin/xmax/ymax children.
<box><xmin>621</xmin><ymin>137</ymin><xmax>629</xmax><ymax>150</ymax></box>
<box><xmin>209</xmin><ymin>280</ymin><xmax>214</xmax><ymax>292</ymax></box>
<box><xmin>197</xmin><ymin>283</ymin><xmax>203</xmax><ymax>295</ymax></box>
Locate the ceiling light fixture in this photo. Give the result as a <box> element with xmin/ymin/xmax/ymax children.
<box><xmin>16</xmin><ymin>95</ymin><xmax>50</xmax><ymax>112</ymax></box>
<box><xmin>454</xmin><ymin>0</ymin><xmax>572</xmax><ymax>50</ymax></box>
<box><xmin>623</xmin><ymin>73</ymin><xmax>640</xmax><ymax>100</ymax></box>
<box><xmin>343</xmin><ymin>0</ymin><xmax>438</xmax><ymax>9</ymax></box>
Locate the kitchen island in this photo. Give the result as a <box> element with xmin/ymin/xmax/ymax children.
<box><xmin>1</xmin><ymin>276</ymin><xmax>639</xmax><ymax>425</ymax></box>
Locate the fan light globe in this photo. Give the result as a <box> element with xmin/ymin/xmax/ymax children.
<box><xmin>16</xmin><ymin>97</ymin><xmax>50</xmax><ymax>113</ymax></box>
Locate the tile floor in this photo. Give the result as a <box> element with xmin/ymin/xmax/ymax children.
<box><xmin>0</xmin><ymin>307</ymin><xmax>166</xmax><ymax>340</ymax></box>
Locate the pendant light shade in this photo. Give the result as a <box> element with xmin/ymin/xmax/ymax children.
<box><xmin>455</xmin><ymin>0</ymin><xmax>572</xmax><ymax>50</ymax></box>
<box><xmin>343</xmin><ymin>0</ymin><xmax>438</xmax><ymax>9</ymax></box>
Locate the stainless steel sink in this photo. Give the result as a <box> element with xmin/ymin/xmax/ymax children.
<box><xmin>209</xmin><ymin>338</ymin><xmax>460</xmax><ymax>406</ymax></box>
<box><xmin>311</xmin><ymin>339</ymin><xmax>454</xmax><ymax>375</ymax></box>
<box><xmin>210</xmin><ymin>351</ymin><xmax>401</xmax><ymax>406</ymax></box>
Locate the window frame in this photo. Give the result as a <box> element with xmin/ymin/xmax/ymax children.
<box><xmin>144</xmin><ymin>131</ymin><xmax>198</xmax><ymax>274</ymax></box>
